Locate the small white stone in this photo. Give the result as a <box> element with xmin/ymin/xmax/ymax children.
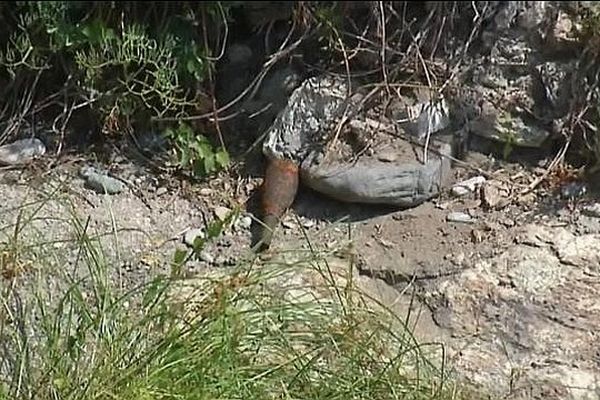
<box><xmin>199</xmin><ymin>250</ymin><xmax>214</xmax><ymax>264</ymax></box>
<box><xmin>451</xmin><ymin>176</ymin><xmax>487</xmax><ymax>197</ymax></box>
<box><xmin>238</xmin><ymin>216</ymin><xmax>253</xmax><ymax>229</ymax></box>
<box><xmin>282</xmin><ymin>219</ymin><xmax>296</xmax><ymax>230</ymax></box>
<box><xmin>447</xmin><ymin>212</ymin><xmax>475</xmax><ymax>224</ymax></box>
<box><xmin>184</xmin><ymin>228</ymin><xmax>205</xmax><ymax>247</ymax></box>
<box><xmin>451</xmin><ymin>186</ymin><xmax>471</xmax><ymax>197</ymax></box>
<box><xmin>214</xmin><ymin>206</ymin><xmax>232</xmax><ymax>221</ymax></box>
<box><xmin>582</xmin><ymin>203</ymin><xmax>600</xmax><ymax>218</ymax></box>
<box><xmin>302</xmin><ymin>219</ymin><xmax>315</xmax><ymax>228</ymax></box>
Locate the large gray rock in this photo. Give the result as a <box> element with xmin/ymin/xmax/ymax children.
<box><xmin>262</xmin><ymin>75</ymin><xmax>354</xmax><ymax>163</ymax></box>
<box><xmin>300</xmin><ymin>142</ymin><xmax>453</xmax><ymax>207</ymax></box>
<box><xmin>262</xmin><ymin>75</ymin><xmax>454</xmax><ymax>207</ymax></box>
<box><xmin>421</xmin><ymin>223</ymin><xmax>600</xmax><ymax>399</ymax></box>
<box><xmin>0</xmin><ymin>138</ymin><xmax>46</xmax><ymax>165</ymax></box>
<box><xmin>449</xmin><ymin>1</ymin><xmax>583</xmax><ymax>152</ymax></box>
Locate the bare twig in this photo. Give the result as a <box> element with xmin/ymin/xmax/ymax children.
<box><xmin>201</xmin><ymin>8</ymin><xmax>226</xmax><ymax>150</ymax></box>
<box><xmin>519</xmin><ymin>138</ymin><xmax>571</xmax><ymax>196</ymax></box>
<box><xmin>202</xmin><ymin>2</ymin><xmax>230</xmax><ymax>63</ymax></box>
<box><xmin>378</xmin><ymin>1</ymin><xmax>391</xmax><ymax>96</ymax></box>
<box><xmin>154</xmin><ymin>22</ymin><xmax>313</xmax><ymax>125</ymax></box>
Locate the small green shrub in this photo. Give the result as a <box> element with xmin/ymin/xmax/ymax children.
<box><xmin>165</xmin><ymin>122</ymin><xmax>230</xmax><ymax>179</ymax></box>
<box><xmin>0</xmin><ymin>1</ymin><xmax>237</xmax><ymax>176</ymax></box>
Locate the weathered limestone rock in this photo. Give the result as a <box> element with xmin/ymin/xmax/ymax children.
<box><xmin>421</xmin><ymin>223</ymin><xmax>600</xmax><ymax>399</ymax></box>
<box><xmin>452</xmin><ymin>2</ymin><xmax>584</xmax><ymax>153</ymax></box>
<box><xmin>262</xmin><ymin>75</ymin><xmax>353</xmax><ymax>163</ymax></box>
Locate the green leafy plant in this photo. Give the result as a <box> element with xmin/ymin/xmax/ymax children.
<box><xmin>0</xmin><ymin>2</ymin><xmax>234</xmax><ymax>137</ymax></box>
<box><xmin>165</xmin><ymin>122</ymin><xmax>230</xmax><ymax>178</ymax></box>
<box><xmin>171</xmin><ymin>205</ymin><xmax>239</xmax><ymax>278</ymax></box>
<box><xmin>496</xmin><ymin>112</ymin><xmax>518</xmax><ymax>161</ymax></box>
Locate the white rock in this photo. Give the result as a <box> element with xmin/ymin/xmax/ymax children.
<box><xmin>447</xmin><ymin>212</ymin><xmax>475</xmax><ymax>224</ymax></box>
<box><xmin>184</xmin><ymin>228</ymin><xmax>205</xmax><ymax>247</ymax></box>
<box><xmin>302</xmin><ymin>219</ymin><xmax>315</xmax><ymax>228</ymax></box>
<box><xmin>237</xmin><ymin>215</ymin><xmax>253</xmax><ymax>230</ymax></box>
<box><xmin>451</xmin><ymin>176</ymin><xmax>487</xmax><ymax>197</ymax></box>
<box><xmin>451</xmin><ymin>186</ymin><xmax>471</xmax><ymax>197</ymax></box>
<box><xmin>582</xmin><ymin>203</ymin><xmax>600</xmax><ymax>218</ymax></box>
<box><xmin>214</xmin><ymin>206</ymin><xmax>232</xmax><ymax>221</ymax></box>
<box><xmin>199</xmin><ymin>250</ymin><xmax>215</xmax><ymax>264</ymax></box>
<box><xmin>0</xmin><ymin>138</ymin><xmax>46</xmax><ymax>165</ymax></box>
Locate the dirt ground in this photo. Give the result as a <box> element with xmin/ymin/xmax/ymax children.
<box><xmin>0</xmin><ymin>137</ymin><xmax>588</xmax><ymax>302</ymax></box>
<box><xmin>1</xmin><ymin>137</ymin><xmax>599</xmax><ymax>399</ymax></box>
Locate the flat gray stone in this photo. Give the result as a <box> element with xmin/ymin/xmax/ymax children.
<box><xmin>300</xmin><ymin>142</ymin><xmax>453</xmax><ymax>207</ymax></box>
<box><xmin>80</xmin><ymin>166</ymin><xmax>126</xmax><ymax>195</ymax></box>
<box><xmin>446</xmin><ymin>211</ymin><xmax>475</xmax><ymax>224</ymax></box>
<box><xmin>0</xmin><ymin>138</ymin><xmax>46</xmax><ymax>165</ymax></box>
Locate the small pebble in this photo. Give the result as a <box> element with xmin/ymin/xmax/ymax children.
<box><xmin>500</xmin><ymin>217</ymin><xmax>515</xmax><ymax>227</ymax></box>
<box><xmin>198</xmin><ymin>250</ymin><xmax>215</xmax><ymax>264</ymax></box>
<box><xmin>80</xmin><ymin>166</ymin><xmax>126</xmax><ymax>194</ymax></box>
<box><xmin>377</xmin><ymin>151</ymin><xmax>398</xmax><ymax>163</ymax></box>
<box><xmin>237</xmin><ymin>215</ymin><xmax>253</xmax><ymax>229</ymax></box>
<box><xmin>156</xmin><ymin>187</ymin><xmax>168</xmax><ymax>196</ymax></box>
<box><xmin>302</xmin><ymin>219</ymin><xmax>315</xmax><ymax>229</ymax></box>
<box><xmin>184</xmin><ymin>228</ymin><xmax>205</xmax><ymax>247</ymax></box>
<box><xmin>451</xmin><ymin>186</ymin><xmax>471</xmax><ymax>197</ymax></box>
<box><xmin>582</xmin><ymin>203</ymin><xmax>600</xmax><ymax>218</ymax></box>
<box><xmin>451</xmin><ymin>176</ymin><xmax>486</xmax><ymax>197</ymax></box>
<box><xmin>481</xmin><ymin>184</ymin><xmax>502</xmax><ymax>209</ymax></box>
<box><xmin>200</xmin><ymin>188</ymin><xmax>213</xmax><ymax>196</ymax></box>
<box><xmin>517</xmin><ymin>193</ymin><xmax>537</xmax><ymax>206</ymax></box>
<box><xmin>214</xmin><ymin>206</ymin><xmax>232</xmax><ymax>221</ymax></box>
<box><xmin>446</xmin><ymin>212</ymin><xmax>475</xmax><ymax>224</ymax></box>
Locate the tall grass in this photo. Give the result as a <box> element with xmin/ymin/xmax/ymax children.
<box><xmin>0</xmin><ymin>184</ymin><xmax>469</xmax><ymax>400</ymax></box>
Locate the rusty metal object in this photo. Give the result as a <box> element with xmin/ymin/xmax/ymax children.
<box><xmin>257</xmin><ymin>157</ymin><xmax>299</xmax><ymax>251</ymax></box>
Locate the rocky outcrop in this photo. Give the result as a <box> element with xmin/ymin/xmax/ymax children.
<box><xmin>449</xmin><ymin>1</ymin><xmax>598</xmax><ymax>162</ymax></box>
<box><xmin>416</xmin><ymin>223</ymin><xmax>600</xmax><ymax>399</ymax></box>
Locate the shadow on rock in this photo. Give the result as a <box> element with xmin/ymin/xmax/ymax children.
<box><xmin>293</xmin><ymin>186</ymin><xmax>407</xmax><ymax>224</ymax></box>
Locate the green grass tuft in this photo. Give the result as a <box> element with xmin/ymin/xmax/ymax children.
<box><xmin>0</xmin><ymin>186</ymin><xmax>470</xmax><ymax>400</ymax></box>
